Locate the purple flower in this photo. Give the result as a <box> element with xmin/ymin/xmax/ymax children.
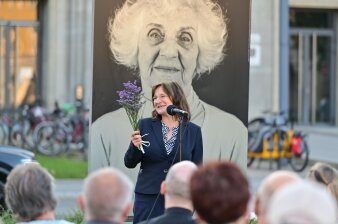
<box><xmin>116</xmin><ymin>80</ymin><xmax>145</xmax><ymax>130</ymax></box>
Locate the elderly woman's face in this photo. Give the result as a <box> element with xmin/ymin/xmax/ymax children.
<box><xmin>138</xmin><ymin>9</ymin><xmax>199</xmax><ymax>90</ymax></box>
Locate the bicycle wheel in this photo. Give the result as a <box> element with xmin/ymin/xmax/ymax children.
<box><xmin>34</xmin><ymin>122</ymin><xmax>69</xmax><ymax>155</ymax></box>
<box><xmin>289</xmin><ymin>140</ymin><xmax>309</xmax><ymax>172</ymax></box>
<box><xmin>247</xmin><ymin>157</ymin><xmax>255</xmax><ymax>167</ymax></box>
<box><xmin>0</xmin><ymin>124</ymin><xmax>8</xmax><ymax>145</ymax></box>
<box><xmin>21</xmin><ymin>120</ymin><xmax>36</xmax><ymax>149</ymax></box>
<box><xmin>10</xmin><ymin>124</ymin><xmax>25</xmax><ymax>147</ymax></box>
<box><xmin>0</xmin><ymin>179</ymin><xmax>6</xmax><ymax>212</ymax></box>
<box><xmin>248</xmin><ymin>118</ymin><xmax>265</xmax><ymax>138</ymax></box>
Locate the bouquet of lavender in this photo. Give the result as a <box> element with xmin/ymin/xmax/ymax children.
<box><xmin>117</xmin><ymin>80</ymin><xmax>146</xmax><ymax>153</ymax></box>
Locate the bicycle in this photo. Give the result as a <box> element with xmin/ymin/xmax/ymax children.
<box><xmin>33</xmin><ymin>101</ymin><xmax>89</xmax><ymax>156</ymax></box>
<box><xmin>247</xmin><ymin>112</ymin><xmax>309</xmax><ymax>172</ymax></box>
<box><xmin>0</xmin><ymin>109</ymin><xmax>28</xmax><ymax>147</ymax></box>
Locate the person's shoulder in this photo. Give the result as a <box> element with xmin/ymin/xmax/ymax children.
<box><xmin>186</xmin><ymin>121</ymin><xmax>201</xmax><ymax>130</ymax></box>
<box><xmin>141</xmin><ymin>117</ymin><xmax>154</xmax><ymax>123</ymax></box>
<box><xmin>138</xmin><ymin>217</ymin><xmax>160</xmax><ymax>224</ymax></box>
<box><xmin>92</xmin><ymin>108</ymin><xmax>127</xmax><ymax>127</ymax></box>
<box><xmin>24</xmin><ymin>220</ymin><xmax>74</xmax><ymax>224</ymax></box>
<box><xmin>57</xmin><ymin>221</ymin><xmax>74</xmax><ymax>224</ymax></box>
<box><xmin>138</xmin><ymin>117</ymin><xmax>157</xmax><ymax>126</ymax></box>
<box><xmin>202</xmin><ymin>101</ymin><xmax>246</xmax><ymax>129</ymax></box>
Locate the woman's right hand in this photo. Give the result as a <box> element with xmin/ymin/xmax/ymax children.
<box><xmin>131</xmin><ymin>130</ymin><xmax>141</xmax><ymax>148</ymax></box>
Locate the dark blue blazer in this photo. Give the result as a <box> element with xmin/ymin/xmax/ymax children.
<box><xmin>138</xmin><ymin>207</ymin><xmax>196</xmax><ymax>224</ymax></box>
<box><xmin>124</xmin><ymin>118</ymin><xmax>203</xmax><ymax>194</ymax></box>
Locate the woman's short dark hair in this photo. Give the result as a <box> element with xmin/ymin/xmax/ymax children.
<box><xmin>190</xmin><ymin>161</ymin><xmax>250</xmax><ymax>224</ymax></box>
<box><xmin>151</xmin><ymin>82</ymin><xmax>190</xmax><ymax>121</ymax></box>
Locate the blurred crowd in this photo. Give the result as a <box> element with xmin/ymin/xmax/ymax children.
<box><xmin>3</xmin><ymin>160</ymin><xmax>338</xmax><ymax>224</ymax></box>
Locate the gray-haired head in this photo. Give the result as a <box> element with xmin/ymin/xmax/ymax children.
<box><xmin>83</xmin><ymin>167</ymin><xmax>133</xmax><ymax>221</ymax></box>
<box><xmin>267</xmin><ymin>180</ymin><xmax>337</xmax><ymax>224</ymax></box>
<box><xmin>255</xmin><ymin>170</ymin><xmax>301</xmax><ymax>224</ymax></box>
<box><xmin>165</xmin><ymin>161</ymin><xmax>197</xmax><ymax>200</ymax></box>
<box><xmin>108</xmin><ymin>0</ymin><xmax>227</xmax><ymax>78</ymax></box>
<box><xmin>5</xmin><ymin>163</ymin><xmax>57</xmax><ymax>222</ymax></box>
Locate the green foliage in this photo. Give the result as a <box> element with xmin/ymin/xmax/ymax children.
<box><xmin>36</xmin><ymin>154</ymin><xmax>88</xmax><ymax>179</ymax></box>
<box><xmin>62</xmin><ymin>209</ymin><xmax>84</xmax><ymax>224</ymax></box>
<box><xmin>0</xmin><ymin>209</ymin><xmax>16</xmax><ymax>224</ymax></box>
<box><xmin>249</xmin><ymin>217</ymin><xmax>258</xmax><ymax>224</ymax></box>
<box><xmin>0</xmin><ymin>209</ymin><xmax>85</xmax><ymax>224</ymax></box>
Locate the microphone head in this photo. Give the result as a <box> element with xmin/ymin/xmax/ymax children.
<box><xmin>166</xmin><ymin>105</ymin><xmax>177</xmax><ymax>116</ymax></box>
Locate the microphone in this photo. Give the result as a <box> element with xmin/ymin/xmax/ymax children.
<box><xmin>167</xmin><ymin>105</ymin><xmax>189</xmax><ymax>116</ymax></box>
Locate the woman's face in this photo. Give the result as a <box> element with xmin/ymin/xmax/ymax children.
<box><xmin>153</xmin><ymin>86</ymin><xmax>173</xmax><ymax>116</ymax></box>
<box><xmin>138</xmin><ymin>8</ymin><xmax>199</xmax><ymax>92</ymax></box>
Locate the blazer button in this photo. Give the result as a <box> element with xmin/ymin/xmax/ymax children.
<box><xmin>163</xmin><ymin>169</ymin><xmax>168</xmax><ymax>173</ymax></box>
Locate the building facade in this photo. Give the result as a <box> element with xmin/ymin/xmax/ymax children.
<box><xmin>0</xmin><ymin>0</ymin><xmax>93</xmax><ymax>111</ymax></box>
<box><xmin>1</xmin><ymin>0</ymin><xmax>337</xmax><ymax>130</ymax></box>
<box><xmin>250</xmin><ymin>0</ymin><xmax>338</xmax><ymax>130</ymax></box>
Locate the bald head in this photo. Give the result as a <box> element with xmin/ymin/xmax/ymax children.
<box><xmin>256</xmin><ymin>170</ymin><xmax>300</xmax><ymax>223</ymax></box>
<box><xmin>267</xmin><ymin>181</ymin><xmax>337</xmax><ymax>224</ymax></box>
<box><xmin>165</xmin><ymin>161</ymin><xmax>197</xmax><ymax>200</ymax></box>
<box><xmin>83</xmin><ymin>167</ymin><xmax>133</xmax><ymax>221</ymax></box>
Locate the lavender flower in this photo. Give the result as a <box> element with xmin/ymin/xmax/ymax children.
<box><xmin>116</xmin><ymin>80</ymin><xmax>145</xmax><ymax>131</ymax></box>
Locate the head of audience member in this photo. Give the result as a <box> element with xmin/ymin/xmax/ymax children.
<box><xmin>78</xmin><ymin>167</ymin><xmax>133</xmax><ymax>224</ymax></box>
<box><xmin>161</xmin><ymin>161</ymin><xmax>197</xmax><ymax>210</ymax></box>
<box><xmin>307</xmin><ymin>162</ymin><xmax>338</xmax><ymax>203</ymax></box>
<box><xmin>190</xmin><ymin>161</ymin><xmax>250</xmax><ymax>224</ymax></box>
<box><xmin>5</xmin><ymin>163</ymin><xmax>57</xmax><ymax>222</ymax></box>
<box><xmin>254</xmin><ymin>170</ymin><xmax>300</xmax><ymax>224</ymax></box>
<box><xmin>266</xmin><ymin>180</ymin><xmax>337</xmax><ymax>224</ymax></box>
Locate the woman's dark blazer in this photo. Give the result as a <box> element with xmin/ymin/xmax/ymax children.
<box><xmin>124</xmin><ymin>118</ymin><xmax>203</xmax><ymax>194</ymax></box>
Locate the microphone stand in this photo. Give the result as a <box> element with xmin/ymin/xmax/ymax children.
<box><xmin>177</xmin><ymin>114</ymin><xmax>185</xmax><ymax>162</ymax></box>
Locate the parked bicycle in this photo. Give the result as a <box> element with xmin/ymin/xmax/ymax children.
<box><xmin>33</xmin><ymin>101</ymin><xmax>89</xmax><ymax>156</ymax></box>
<box><xmin>10</xmin><ymin>104</ymin><xmax>49</xmax><ymax>149</ymax></box>
<box><xmin>0</xmin><ymin>104</ymin><xmax>48</xmax><ymax>148</ymax></box>
<box><xmin>247</xmin><ymin>111</ymin><xmax>309</xmax><ymax>172</ymax></box>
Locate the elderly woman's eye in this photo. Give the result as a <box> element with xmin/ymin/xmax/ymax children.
<box><xmin>148</xmin><ymin>28</ymin><xmax>164</xmax><ymax>44</ymax></box>
<box><xmin>178</xmin><ymin>32</ymin><xmax>193</xmax><ymax>45</ymax></box>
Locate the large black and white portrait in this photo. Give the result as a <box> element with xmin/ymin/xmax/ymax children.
<box><xmin>90</xmin><ymin>0</ymin><xmax>250</xmax><ymax>177</ymax></box>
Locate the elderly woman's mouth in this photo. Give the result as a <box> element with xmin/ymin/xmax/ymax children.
<box><xmin>154</xmin><ymin>66</ymin><xmax>181</xmax><ymax>73</ymax></box>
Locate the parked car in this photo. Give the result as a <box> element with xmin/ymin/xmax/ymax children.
<box><xmin>0</xmin><ymin>145</ymin><xmax>36</xmax><ymax>209</ymax></box>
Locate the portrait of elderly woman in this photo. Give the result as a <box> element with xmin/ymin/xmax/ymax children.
<box><xmin>90</xmin><ymin>0</ymin><xmax>250</xmax><ymax>177</ymax></box>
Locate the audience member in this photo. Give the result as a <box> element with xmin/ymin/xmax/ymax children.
<box><xmin>266</xmin><ymin>180</ymin><xmax>337</xmax><ymax>224</ymax></box>
<box><xmin>4</xmin><ymin>163</ymin><xmax>73</xmax><ymax>224</ymax></box>
<box><xmin>307</xmin><ymin>162</ymin><xmax>338</xmax><ymax>203</ymax></box>
<box><xmin>78</xmin><ymin>167</ymin><xmax>133</xmax><ymax>224</ymax></box>
<box><xmin>190</xmin><ymin>161</ymin><xmax>250</xmax><ymax>224</ymax></box>
<box><xmin>254</xmin><ymin>170</ymin><xmax>301</xmax><ymax>224</ymax></box>
<box><xmin>139</xmin><ymin>161</ymin><xmax>198</xmax><ymax>224</ymax></box>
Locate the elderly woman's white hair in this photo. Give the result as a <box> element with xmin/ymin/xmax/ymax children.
<box><xmin>266</xmin><ymin>180</ymin><xmax>337</xmax><ymax>224</ymax></box>
<box><xmin>108</xmin><ymin>0</ymin><xmax>227</xmax><ymax>78</ymax></box>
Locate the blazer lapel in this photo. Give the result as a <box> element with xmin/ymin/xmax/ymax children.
<box><xmin>151</xmin><ymin>119</ymin><xmax>167</xmax><ymax>157</ymax></box>
<box><xmin>170</xmin><ymin>121</ymin><xmax>188</xmax><ymax>162</ymax></box>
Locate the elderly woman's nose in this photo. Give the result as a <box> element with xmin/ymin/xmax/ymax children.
<box><xmin>159</xmin><ymin>40</ymin><xmax>179</xmax><ymax>58</ymax></box>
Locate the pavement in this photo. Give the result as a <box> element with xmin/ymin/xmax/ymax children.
<box><xmin>54</xmin><ymin>179</ymin><xmax>83</xmax><ymax>216</ymax></box>
<box><xmin>54</xmin><ymin>127</ymin><xmax>338</xmax><ymax>217</ymax></box>
<box><xmin>299</xmin><ymin>126</ymin><xmax>338</xmax><ymax>165</ymax></box>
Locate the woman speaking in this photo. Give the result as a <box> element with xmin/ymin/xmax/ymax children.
<box><xmin>124</xmin><ymin>82</ymin><xmax>203</xmax><ymax>223</ymax></box>
<box><xmin>90</xmin><ymin>0</ymin><xmax>247</xmax><ymax>176</ymax></box>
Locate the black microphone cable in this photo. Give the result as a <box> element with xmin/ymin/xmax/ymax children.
<box><xmin>143</xmin><ymin>120</ymin><xmax>189</xmax><ymax>224</ymax></box>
